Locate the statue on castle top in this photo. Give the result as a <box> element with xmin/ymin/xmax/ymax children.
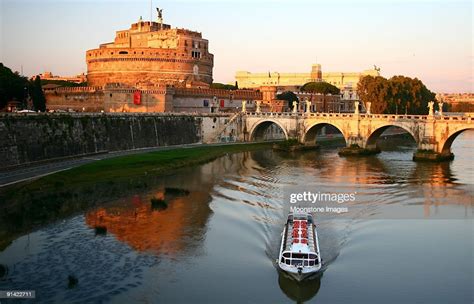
<box><xmin>157</xmin><ymin>8</ymin><xmax>163</xmax><ymax>23</ymax></box>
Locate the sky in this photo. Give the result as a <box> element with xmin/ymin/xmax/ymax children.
<box><xmin>0</xmin><ymin>0</ymin><xmax>472</xmax><ymax>93</ymax></box>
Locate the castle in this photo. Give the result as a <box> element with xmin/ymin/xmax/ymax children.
<box><xmin>45</xmin><ymin>11</ymin><xmax>262</xmax><ymax>113</ymax></box>
<box><xmin>86</xmin><ymin>14</ymin><xmax>213</xmax><ymax>87</ymax></box>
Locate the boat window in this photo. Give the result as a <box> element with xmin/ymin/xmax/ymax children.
<box><xmin>309</xmin><ymin>254</ymin><xmax>317</xmax><ymax>259</ymax></box>
<box><xmin>283</xmin><ymin>252</ymin><xmax>290</xmax><ymax>258</ymax></box>
<box><xmin>291</xmin><ymin>259</ymin><xmax>303</xmax><ymax>266</ymax></box>
<box><xmin>292</xmin><ymin>253</ymin><xmax>308</xmax><ymax>259</ymax></box>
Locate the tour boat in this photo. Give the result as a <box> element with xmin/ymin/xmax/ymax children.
<box><xmin>278</xmin><ymin>212</ymin><xmax>322</xmax><ymax>281</ymax></box>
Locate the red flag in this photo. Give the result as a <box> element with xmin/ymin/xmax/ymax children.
<box><xmin>133</xmin><ymin>90</ymin><xmax>141</xmax><ymax>105</ymax></box>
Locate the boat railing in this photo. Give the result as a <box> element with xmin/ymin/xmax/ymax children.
<box><xmin>280</xmin><ymin>256</ymin><xmax>319</xmax><ymax>267</ymax></box>
<box><xmin>280</xmin><ymin>252</ymin><xmax>319</xmax><ymax>267</ymax></box>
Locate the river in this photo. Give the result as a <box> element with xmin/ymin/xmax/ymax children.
<box><xmin>0</xmin><ymin>131</ymin><xmax>472</xmax><ymax>303</ymax></box>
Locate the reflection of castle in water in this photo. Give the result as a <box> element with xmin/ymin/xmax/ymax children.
<box><xmin>85</xmin><ymin>189</ymin><xmax>212</xmax><ymax>255</ymax></box>
<box><xmin>83</xmin><ymin>153</ymin><xmax>253</xmax><ymax>255</ymax></box>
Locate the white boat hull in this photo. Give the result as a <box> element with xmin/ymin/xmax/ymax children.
<box><xmin>277</xmin><ymin>212</ymin><xmax>322</xmax><ymax>281</ymax></box>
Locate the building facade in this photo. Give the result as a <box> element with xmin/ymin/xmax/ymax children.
<box><xmin>38</xmin><ymin>71</ymin><xmax>87</xmax><ymax>83</ymax></box>
<box><xmin>86</xmin><ymin>15</ymin><xmax>214</xmax><ymax>87</ymax></box>
<box><xmin>235</xmin><ymin>64</ymin><xmax>380</xmax><ymax>91</ymax></box>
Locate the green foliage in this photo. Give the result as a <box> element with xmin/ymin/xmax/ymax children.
<box><xmin>210</xmin><ymin>82</ymin><xmax>237</xmax><ymax>90</ymax></box>
<box><xmin>357</xmin><ymin>75</ymin><xmax>436</xmax><ymax>114</ymax></box>
<box><xmin>276</xmin><ymin>91</ymin><xmax>298</xmax><ymax>104</ymax></box>
<box><xmin>301</xmin><ymin>81</ymin><xmax>341</xmax><ymax>95</ymax></box>
<box><xmin>357</xmin><ymin>76</ymin><xmax>390</xmax><ymax>114</ymax></box>
<box><xmin>0</xmin><ymin>63</ymin><xmax>29</xmax><ymax>109</ymax></box>
<box><xmin>31</xmin><ymin>76</ymin><xmax>46</xmax><ymax>112</ymax></box>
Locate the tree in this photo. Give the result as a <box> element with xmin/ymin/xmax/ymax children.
<box><xmin>301</xmin><ymin>81</ymin><xmax>340</xmax><ymax>95</ymax></box>
<box><xmin>276</xmin><ymin>91</ymin><xmax>298</xmax><ymax>108</ymax></box>
<box><xmin>357</xmin><ymin>75</ymin><xmax>435</xmax><ymax>114</ymax></box>
<box><xmin>0</xmin><ymin>63</ymin><xmax>29</xmax><ymax>110</ymax></box>
<box><xmin>385</xmin><ymin>76</ymin><xmax>435</xmax><ymax>115</ymax></box>
<box><xmin>301</xmin><ymin>81</ymin><xmax>340</xmax><ymax>112</ymax></box>
<box><xmin>357</xmin><ymin>75</ymin><xmax>390</xmax><ymax>114</ymax></box>
<box><xmin>210</xmin><ymin>82</ymin><xmax>237</xmax><ymax>90</ymax></box>
<box><xmin>31</xmin><ymin>76</ymin><xmax>46</xmax><ymax>112</ymax></box>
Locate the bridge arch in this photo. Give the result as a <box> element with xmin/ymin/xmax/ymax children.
<box><xmin>303</xmin><ymin>122</ymin><xmax>348</xmax><ymax>145</ymax></box>
<box><xmin>440</xmin><ymin>127</ymin><xmax>474</xmax><ymax>154</ymax></box>
<box><xmin>365</xmin><ymin>124</ymin><xmax>418</xmax><ymax>150</ymax></box>
<box><xmin>249</xmin><ymin>119</ymin><xmax>289</xmax><ymax>141</ymax></box>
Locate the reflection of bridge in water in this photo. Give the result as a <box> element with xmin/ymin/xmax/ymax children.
<box><xmin>237</xmin><ymin>112</ymin><xmax>474</xmax><ymax>161</ymax></box>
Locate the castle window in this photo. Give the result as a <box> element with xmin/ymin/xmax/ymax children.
<box><xmin>119</xmin><ymin>51</ymin><xmax>128</xmax><ymax>54</ymax></box>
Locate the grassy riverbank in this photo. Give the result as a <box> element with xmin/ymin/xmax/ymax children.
<box><xmin>2</xmin><ymin>142</ymin><xmax>274</xmax><ymax>196</ymax></box>
<box><xmin>0</xmin><ymin>142</ymin><xmax>273</xmax><ymax>250</ymax></box>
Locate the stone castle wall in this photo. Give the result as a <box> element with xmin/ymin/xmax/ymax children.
<box><xmin>44</xmin><ymin>87</ymin><xmax>262</xmax><ymax>113</ymax></box>
<box><xmin>86</xmin><ymin>48</ymin><xmax>213</xmax><ymax>87</ymax></box>
<box><xmin>45</xmin><ymin>87</ymin><xmax>105</xmax><ymax>112</ymax></box>
<box><xmin>0</xmin><ymin>113</ymin><xmax>212</xmax><ymax>168</ymax></box>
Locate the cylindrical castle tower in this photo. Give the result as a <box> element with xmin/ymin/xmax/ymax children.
<box><xmin>86</xmin><ymin>16</ymin><xmax>213</xmax><ymax>87</ymax></box>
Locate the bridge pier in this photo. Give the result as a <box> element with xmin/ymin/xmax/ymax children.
<box><xmin>337</xmin><ymin>136</ymin><xmax>380</xmax><ymax>156</ymax></box>
<box><xmin>412</xmin><ymin>150</ymin><xmax>454</xmax><ymax>162</ymax></box>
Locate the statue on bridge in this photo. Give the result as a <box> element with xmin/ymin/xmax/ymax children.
<box><xmin>354</xmin><ymin>101</ymin><xmax>360</xmax><ymax>115</ymax></box>
<box><xmin>305</xmin><ymin>100</ymin><xmax>311</xmax><ymax>114</ymax></box>
<box><xmin>241</xmin><ymin>100</ymin><xmax>246</xmax><ymax>113</ymax></box>
<box><xmin>256</xmin><ymin>100</ymin><xmax>261</xmax><ymax>113</ymax></box>
<box><xmin>292</xmin><ymin>101</ymin><xmax>298</xmax><ymax>113</ymax></box>
<box><xmin>428</xmin><ymin>101</ymin><xmax>435</xmax><ymax>116</ymax></box>
<box><xmin>366</xmin><ymin>102</ymin><xmax>372</xmax><ymax>115</ymax></box>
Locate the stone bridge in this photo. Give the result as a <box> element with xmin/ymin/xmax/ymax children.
<box><xmin>239</xmin><ymin>112</ymin><xmax>474</xmax><ymax>161</ymax></box>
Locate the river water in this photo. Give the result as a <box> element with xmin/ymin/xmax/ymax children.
<box><xmin>0</xmin><ymin>131</ymin><xmax>472</xmax><ymax>303</ymax></box>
